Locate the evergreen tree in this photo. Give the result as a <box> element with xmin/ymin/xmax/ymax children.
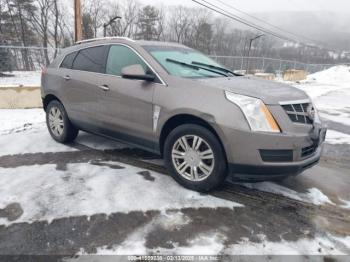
<box><xmin>82</xmin><ymin>13</ymin><xmax>95</xmax><ymax>39</ymax></box>
<box><xmin>136</xmin><ymin>5</ymin><xmax>161</xmax><ymax>40</ymax></box>
<box><xmin>0</xmin><ymin>45</ymin><xmax>12</xmax><ymax>73</ymax></box>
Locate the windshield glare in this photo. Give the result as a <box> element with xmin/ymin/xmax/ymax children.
<box><xmin>143</xmin><ymin>45</ymin><xmax>224</xmax><ymax>78</ymax></box>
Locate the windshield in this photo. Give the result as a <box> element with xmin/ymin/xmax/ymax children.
<box><xmin>143</xmin><ymin>45</ymin><xmax>226</xmax><ymax>78</ymax></box>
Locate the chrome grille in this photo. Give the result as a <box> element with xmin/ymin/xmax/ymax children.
<box><xmin>280</xmin><ymin>100</ymin><xmax>313</xmax><ymax>124</ymax></box>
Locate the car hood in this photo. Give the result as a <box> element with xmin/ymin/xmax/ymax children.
<box><xmin>198</xmin><ymin>76</ymin><xmax>309</xmax><ymax>104</ymax></box>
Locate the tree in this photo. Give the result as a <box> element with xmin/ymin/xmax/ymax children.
<box><xmin>5</xmin><ymin>0</ymin><xmax>37</xmax><ymax>69</ymax></box>
<box><xmin>82</xmin><ymin>0</ymin><xmax>105</xmax><ymax>38</ymax></box>
<box><xmin>29</xmin><ymin>0</ymin><xmax>53</xmax><ymax>65</ymax></box>
<box><xmin>136</xmin><ymin>5</ymin><xmax>162</xmax><ymax>40</ymax></box>
<box><xmin>107</xmin><ymin>0</ymin><xmax>138</xmax><ymax>38</ymax></box>
<box><xmin>0</xmin><ymin>46</ymin><xmax>13</xmax><ymax>73</ymax></box>
<box><xmin>82</xmin><ymin>13</ymin><xmax>94</xmax><ymax>39</ymax></box>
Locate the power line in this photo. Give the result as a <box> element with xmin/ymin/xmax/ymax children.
<box><xmin>212</xmin><ymin>0</ymin><xmax>329</xmax><ymax>47</ymax></box>
<box><xmin>192</xmin><ymin>0</ymin><xmax>341</xmax><ymax>53</ymax></box>
<box><xmin>193</xmin><ymin>0</ymin><xmax>308</xmax><ymax>44</ymax></box>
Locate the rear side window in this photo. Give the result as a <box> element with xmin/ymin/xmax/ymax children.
<box><xmin>60</xmin><ymin>52</ymin><xmax>77</xmax><ymax>69</ymax></box>
<box><xmin>106</xmin><ymin>45</ymin><xmax>148</xmax><ymax>76</ymax></box>
<box><xmin>72</xmin><ymin>45</ymin><xmax>109</xmax><ymax>73</ymax></box>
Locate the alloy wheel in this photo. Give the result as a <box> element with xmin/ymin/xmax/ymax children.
<box><xmin>48</xmin><ymin>106</ymin><xmax>64</xmax><ymax>137</ymax></box>
<box><xmin>171</xmin><ymin>135</ymin><xmax>215</xmax><ymax>181</ymax></box>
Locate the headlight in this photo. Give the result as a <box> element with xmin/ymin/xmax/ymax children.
<box><xmin>225</xmin><ymin>91</ymin><xmax>280</xmax><ymax>133</ymax></box>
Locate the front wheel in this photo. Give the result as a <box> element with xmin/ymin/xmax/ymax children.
<box><xmin>46</xmin><ymin>100</ymin><xmax>79</xmax><ymax>143</ymax></box>
<box><xmin>164</xmin><ymin>124</ymin><xmax>227</xmax><ymax>192</ymax></box>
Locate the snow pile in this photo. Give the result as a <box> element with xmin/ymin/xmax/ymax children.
<box><xmin>241</xmin><ymin>182</ymin><xmax>334</xmax><ymax>206</ymax></box>
<box><xmin>295</xmin><ymin>66</ymin><xmax>350</xmax><ymax>99</ymax></box>
<box><xmin>291</xmin><ymin>66</ymin><xmax>350</xmax><ymax>144</ymax></box>
<box><xmin>0</xmin><ymin>71</ymin><xmax>41</xmax><ymax>87</ymax></box>
<box><xmin>306</xmin><ymin>65</ymin><xmax>350</xmax><ymax>85</ymax></box>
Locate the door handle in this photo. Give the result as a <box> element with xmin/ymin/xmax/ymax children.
<box><xmin>99</xmin><ymin>84</ymin><xmax>110</xmax><ymax>91</ymax></box>
<box><xmin>63</xmin><ymin>75</ymin><xmax>70</xmax><ymax>81</ymax></box>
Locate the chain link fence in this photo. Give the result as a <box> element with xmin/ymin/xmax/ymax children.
<box><xmin>0</xmin><ymin>46</ymin><xmax>59</xmax><ymax>72</ymax></box>
<box><xmin>0</xmin><ymin>46</ymin><xmax>349</xmax><ymax>74</ymax></box>
<box><xmin>209</xmin><ymin>55</ymin><xmax>350</xmax><ymax>75</ymax></box>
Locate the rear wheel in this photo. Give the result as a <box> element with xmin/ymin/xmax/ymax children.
<box><xmin>164</xmin><ymin>124</ymin><xmax>227</xmax><ymax>192</ymax></box>
<box><xmin>46</xmin><ymin>100</ymin><xmax>78</xmax><ymax>143</ymax></box>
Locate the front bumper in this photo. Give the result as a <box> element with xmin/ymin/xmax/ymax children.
<box><xmin>224</xmin><ymin>124</ymin><xmax>327</xmax><ymax>181</ymax></box>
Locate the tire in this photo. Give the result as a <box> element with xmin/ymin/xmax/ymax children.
<box><xmin>164</xmin><ymin>124</ymin><xmax>227</xmax><ymax>192</ymax></box>
<box><xmin>46</xmin><ymin>100</ymin><xmax>79</xmax><ymax>143</ymax></box>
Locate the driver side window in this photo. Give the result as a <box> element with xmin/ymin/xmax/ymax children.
<box><xmin>106</xmin><ymin>45</ymin><xmax>149</xmax><ymax>77</ymax></box>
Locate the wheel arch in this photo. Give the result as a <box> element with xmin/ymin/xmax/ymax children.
<box><xmin>43</xmin><ymin>94</ymin><xmax>63</xmax><ymax>111</ymax></box>
<box><xmin>159</xmin><ymin>114</ymin><xmax>227</xmax><ymax>162</ymax></box>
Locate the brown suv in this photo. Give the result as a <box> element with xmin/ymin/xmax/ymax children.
<box><xmin>41</xmin><ymin>37</ymin><xmax>327</xmax><ymax>191</ymax></box>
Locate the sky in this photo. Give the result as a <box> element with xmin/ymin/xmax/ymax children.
<box><xmin>140</xmin><ymin>0</ymin><xmax>350</xmax><ymax>13</ymax></box>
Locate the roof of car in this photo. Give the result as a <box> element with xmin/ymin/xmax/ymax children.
<box><xmin>52</xmin><ymin>37</ymin><xmax>191</xmax><ymax>66</ymax></box>
<box><xmin>73</xmin><ymin>37</ymin><xmax>189</xmax><ymax>48</ymax></box>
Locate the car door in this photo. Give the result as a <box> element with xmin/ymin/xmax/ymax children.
<box><xmin>61</xmin><ymin>45</ymin><xmax>109</xmax><ymax>129</ymax></box>
<box><xmin>99</xmin><ymin>44</ymin><xmax>159</xmax><ymax>149</ymax></box>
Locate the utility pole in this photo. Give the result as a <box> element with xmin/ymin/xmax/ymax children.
<box><xmin>74</xmin><ymin>0</ymin><xmax>82</xmax><ymax>42</ymax></box>
<box><xmin>103</xmin><ymin>16</ymin><xmax>122</xmax><ymax>37</ymax></box>
<box><xmin>246</xmin><ymin>34</ymin><xmax>264</xmax><ymax>74</ymax></box>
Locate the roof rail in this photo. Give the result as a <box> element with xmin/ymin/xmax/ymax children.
<box><xmin>75</xmin><ymin>37</ymin><xmax>135</xmax><ymax>45</ymax></box>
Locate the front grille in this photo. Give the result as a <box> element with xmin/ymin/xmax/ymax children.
<box><xmin>301</xmin><ymin>145</ymin><xmax>317</xmax><ymax>158</ymax></box>
<box><xmin>260</xmin><ymin>149</ymin><xmax>293</xmax><ymax>162</ymax></box>
<box><xmin>281</xmin><ymin>102</ymin><xmax>313</xmax><ymax>124</ymax></box>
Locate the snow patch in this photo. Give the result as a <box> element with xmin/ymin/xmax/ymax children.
<box><xmin>306</xmin><ymin>188</ymin><xmax>334</xmax><ymax>205</ymax></box>
<box><xmin>0</xmin><ymin>71</ymin><xmax>41</xmax><ymax>87</ymax></box>
<box><xmin>226</xmin><ymin>235</ymin><xmax>347</xmax><ymax>255</ymax></box>
<box><xmin>0</xmin><ymin>162</ymin><xmax>242</xmax><ymax>226</ymax></box>
<box><xmin>0</xmin><ymin>127</ymin><xmax>77</xmax><ymax>156</ymax></box>
<box><xmin>0</xmin><ymin>109</ymin><xmax>44</xmax><ymax>135</ymax></box>
<box><xmin>241</xmin><ymin>182</ymin><xmax>334</xmax><ymax>206</ymax></box>
<box><xmin>81</xmin><ymin>211</ymin><xmax>192</xmax><ymax>255</ymax></box>
<box><xmin>326</xmin><ymin>130</ymin><xmax>350</xmax><ymax>145</ymax></box>
<box><xmin>339</xmin><ymin>198</ymin><xmax>350</xmax><ymax>209</ymax></box>
<box><xmin>84</xmin><ymin>232</ymin><xmax>350</xmax><ymax>256</ymax></box>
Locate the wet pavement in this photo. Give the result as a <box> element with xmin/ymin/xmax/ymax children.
<box><xmin>0</xmin><ymin>131</ymin><xmax>349</xmax><ymax>256</ymax></box>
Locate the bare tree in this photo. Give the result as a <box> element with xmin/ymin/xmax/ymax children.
<box><xmin>107</xmin><ymin>0</ymin><xmax>139</xmax><ymax>38</ymax></box>
<box><xmin>168</xmin><ymin>6</ymin><xmax>192</xmax><ymax>43</ymax></box>
<box><xmin>50</xmin><ymin>0</ymin><xmax>59</xmax><ymax>57</ymax></box>
<box><xmin>29</xmin><ymin>0</ymin><xmax>53</xmax><ymax>65</ymax></box>
<box><xmin>82</xmin><ymin>0</ymin><xmax>106</xmax><ymax>37</ymax></box>
<box><xmin>5</xmin><ymin>0</ymin><xmax>37</xmax><ymax>69</ymax></box>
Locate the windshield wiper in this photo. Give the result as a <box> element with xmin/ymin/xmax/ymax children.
<box><xmin>165</xmin><ymin>58</ymin><xmax>228</xmax><ymax>77</ymax></box>
<box><xmin>191</xmin><ymin>61</ymin><xmax>242</xmax><ymax>76</ymax></box>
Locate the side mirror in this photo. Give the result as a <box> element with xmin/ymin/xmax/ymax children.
<box><xmin>121</xmin><ymin>64</ymin><xmax>155</xmax><ymax>81</ymax></box>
